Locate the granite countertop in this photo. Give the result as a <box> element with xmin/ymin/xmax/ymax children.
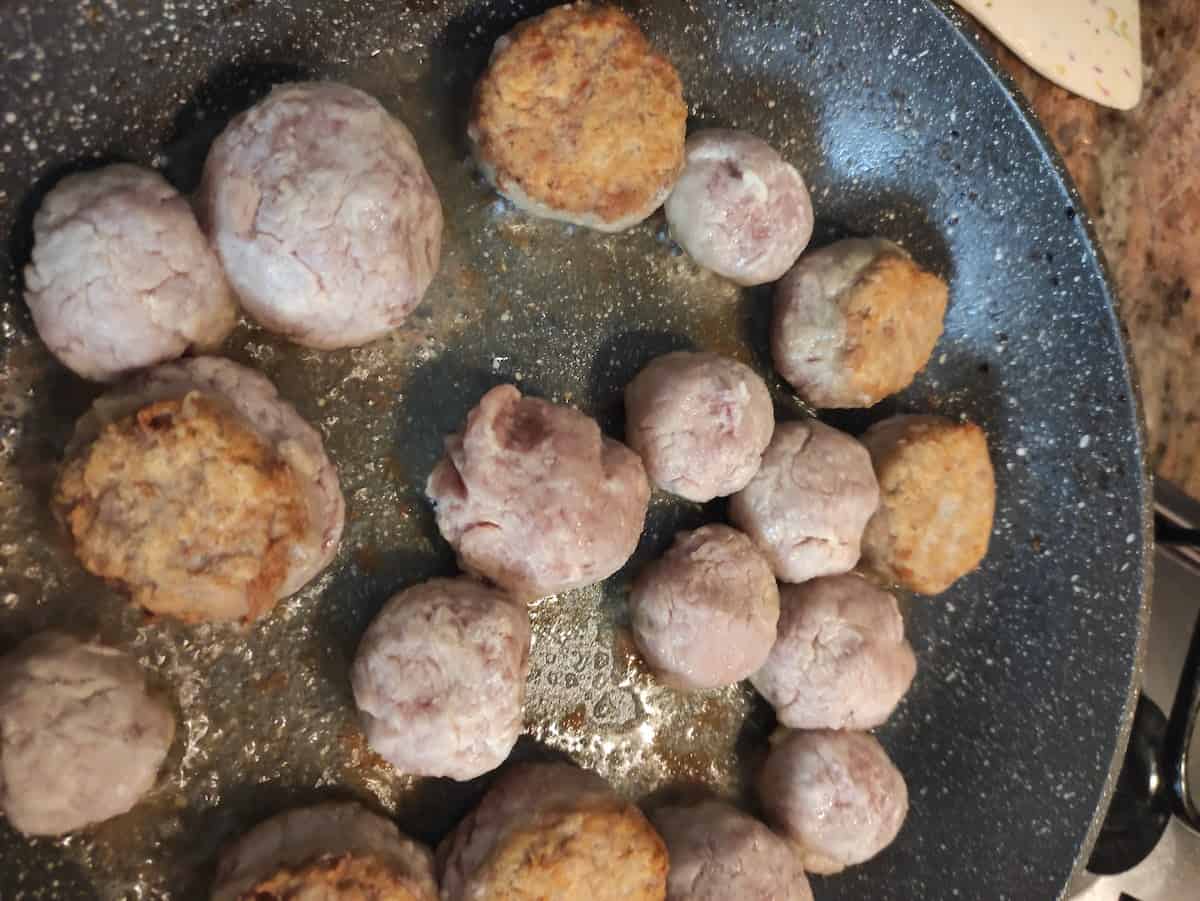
<box><xmin>979</xmin><ymin>1</ymin><xmax>1200</xmax><ymax>497</ymax></box>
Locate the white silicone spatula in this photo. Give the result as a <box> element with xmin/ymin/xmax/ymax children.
<box><xmin>953</xmin><ymin>0</ymin><xmax>1142</xmax><ymax>109</ymax></box>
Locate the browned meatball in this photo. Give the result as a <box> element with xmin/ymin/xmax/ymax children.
<box><xmin>426</xmin><ymin>385</ymin><xmax>650</xmax><ymax>601</ymax></box>
<box><xmin>772</xmin><ymin>238</ymin><xmax>948</xmax><ymax>408</ymax></box>
<box><xmin>751</xmin><ymin>574</ymin><xmax>916</xmax><ymax>730</ymax></box>
<box><xmin>860</xmin><ymin>414</ymin><xmax>995</xmax><ymax>594</ymax></box>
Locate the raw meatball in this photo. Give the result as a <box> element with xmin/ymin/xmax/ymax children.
<box><xmin>351</xmin><ymin>577</ymin><xmax>530</xmax><ymax>781</ymax></box>
<box><xmin>439</xmin><ymin>762</ymin><xmax>667</xmax><ymax>901</ymax></box>
<box><xmin>470</xmin><ymin>3</ymin><xmax>686</xmax><ymax>231</ymax></box>
<box><xmin>23</xmin><ymin>164</ymin><xmax>236</xmax><ymax>382</ymax></box>
<box><xmin>630</xmin><ymin>525</ymin><xmax>779</xmax><ymax>690</ymax></box>
<box><xmin>860</xmin><ymin>415</ymin><xmax>995</xmax><ymax>594</ymax></box>
<box><xmin>772</xmin><ymin>238</ymin><xmax>948</xmax><ymax>408</ymax></box>
<box><xmin>624</xmin><ymin>352</ymin><xmax>774</xmax><ymax>502</ymax></box>
<box><xmin>751</xmin><ymin>574</ymin><xmax>916</xmax><ymax>730</ymax></box>
<box><xmin>200</xmin><ymin>81</ymin><xmax>442</xmax><ymax>348</ymax></box>
<box><xmin>650</xmin><ymin>800</ymin><xmax>813</xmax><ymax>901</ymax></box>
<box><xmin>758</xmin><ymin>730</ymin><xmax>908</xmax><ymax>875</ymax></box>
<box><xmin>55</xmin><ymin>357</ymin><xmax>344</xmax><ymax>623</ymax></box>
<box><xmin>426</xmin><ymin>385</ymin><xmax>650</xmax><ymax>601</ymax></box>
<box><xmin>665</xmin><ymin>130</ymin><xmax>814</xmax><ymax>286</ymax></box>
<box><xmin>729</xmin><ymin>420</ymin><xmax>879</xmax><ymax>583</ymax></box>
<box><xmin>0</xmin><ymin>632</ymin><xmax>174</xmax><ymax>836</ymax></box>
<box><xmin>211</xmin><ymin>801</ymin><xmax>437</xmax><ymax>901</ymax></box>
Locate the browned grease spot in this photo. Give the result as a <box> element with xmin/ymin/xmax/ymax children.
<box><xmin>339</xmin><ymin>725</ymin><xmax>392</xmax><ymax>772</ymax></box>
<box><xmin>254</xmin><ymin>670</ymin><xmax>288</xmax><ymax>693</ymax></box>
<box><xmin>354</xmin><ymin>544</ymin><xmax>382</xmax><ymax>574</ymax></box>
<box><xmin>559</xmin><ymin>703</ymin><xmax>588</xmax><ymax>732</ymax></box>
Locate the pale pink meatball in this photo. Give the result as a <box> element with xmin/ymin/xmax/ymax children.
<box><xmin>650</xmin><ymin>800</ymin><xmax>813</xmax><ymax>901</ymax></box>
<box><xmin>624</xmin><ymin>352</ymin><xmax>774</xmax><ymax>502</ymax></box>
<box><xmin>350</xmin><ymin>577</ymin><xmax>530</xmax><ymax>781</ymax></box>
<box><xmin>665</xmin><ymin>130</ymin><xmax>814</xmax><ymax>286</ymax></box>
<box><xmin>630</xmin><ymin>525</ymin><xmax>779</xmax><ymax>690</ymax></box>
<box><xmin>426</xmin><ymin>385</ymin><xmax>650</xmax><ymax>601</ymax></box>
<box><xmin>758</xmin><ymin>730</ymin><xmax>908</xmax><ymax>875</ymax></box>
<box><xmin>751</xmin><ymin>574</ymin><xmax>916</xmax><ymax>730</ymax></box>
<box><xmin>729</xmin><ymin>420</ymin><xmax>879</xmax><ymax>583</ymax></box>
<box><xmin>24</xmin><ymin>164</ymin><xmax>236</xmax><ymax>381</ymax></box>
<box><xmin>200</xmin><ymin>81</ymin><xmax>442</xmax><ymax>348</ymax></box>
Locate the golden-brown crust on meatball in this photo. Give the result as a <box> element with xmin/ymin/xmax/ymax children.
<box><xmin>860</xmin><ymin>415</ymin><xmax>995</xmax><ymax>595</ymax></box>
<box><xmin>239</xmin><ymin>852</ymin><xmax>436</xmax><ymax>901</ymax></box>
<box><xmin>841</xmin><ymin>251</ymin><xmax>948</xmax><ymax>403</ymax></box>
<box><xmin>469</xmin><ymin>3</ymin><xmax>686</xmax><ymax>230</ymax></box>
<box><xmin>472</xmin><ymin>800</ymin><xmax>668</xmax><ymax>901</ymax></box>
<box><xmin>55</xmin><ymin>393</ymin><xmax>309</xmax><ymax>623</ymax></box>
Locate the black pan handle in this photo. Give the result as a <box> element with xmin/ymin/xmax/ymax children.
<box><xmin>1164</xmin><ymin>606</ymin><xmax>1200</xmax><ymax>831</ymax></box>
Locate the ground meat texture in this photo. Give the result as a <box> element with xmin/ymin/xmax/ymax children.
<box><xmin>351</xmin><ymin>577</ymin><xmax>530</xmax><ymax>781</ymax></box>
<box><xmin>665</xmin><ymin>130</ymin><xmax>814</xmax><ymax>286</ymax></box>
<box><xmin>771</xmin><ymin>238</ymin><xmax>948</xmax><ymax>408</ymax></box>
<box><xmin>649</xmin><ymin>800</ymin><xmax>813</xmax><ymax>901</ymax></box>
<box><xmin>624</xmin><ymin>352</ymin><xmax>774</xmax><ymax>502</ymax></box>
<box><xmin>200</xmin><ymin>81</ymin><xmax>442</xmax><ymax>348</ymax></box>
<box><xmin>426</xmin><ymin>385</ymin><xmax>650</xmax><ymax>601</ymax></box>
<box><xmin>860</xmin><ymin>415</ymin><xmax>996</xmax><ymax>595</ymax></box>
<box><xmin>439</xmin><ymin>762</ymin><xmax>668</xmax><ymax>901</ymax></box>
<box><xmin>23</xmin><ymin>164</ymin><xmax>236</xmax><ymax>382</ymax></box>
<box><xmin>0</xmin><ymin>632</ymin><xmax>174</xmax><ymax>836</ymax></box>
<box><xmin>470</xmin><ymin>3</ymin><xmax>686</xmax><ymax>231</ymax></box>
<box><xmin>758</xmin><ymin>730</ymin><xmax>908</xmax><ymax>875</ymax></box>
<box><xmin>55</xmin><ymin>393</ymin><xmax>309</xmax><ymax>624</ymax></box>
<box><xmin>751</xmin><ymin>574</ymin><xmax>916</xmax><ymax>730</ymax></box>
<box><xmin>212</xmin><ymin>802</ymin><xmax>437</xmax><ymax>901</ymax></box>
<box><xmin>630</xmin><ymin>525</ymin><xmax>779</xmax><ymax>690</ymax></box>
<box><xmin>64</xmin><ymin>356</ymin><xmax>345</xmax><ymax>606</ymax></box>
<box><xmin>729</xmin><ymin>420</ymin><xmax>879</xmax><ymax>583</ymax></box>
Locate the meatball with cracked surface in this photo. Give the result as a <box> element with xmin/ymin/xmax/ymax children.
<box><xmin>758</xmin><ymin>729</ymin><xmax>908</xmax><ymax>875</ymax></box>
<box><xmin>650</xmin><ymin>799</ymin><xmax>813</xmax><ymax>901</ymax></box>
<box><xmin>729</xmin><ymin>420</ymin><xmax>879</xmax><ymax>583</ymax></box>
<box><xmin>751</xmin><ymin>574</ymin><xmax>916</xmax><ymax>730</ymax></box>
<box><xmin>24</xmin><ymin>164</ymin><xmax>236</xmax><ymax>382</ymax></box>
<box><xmin>624</xmin><ymin>351</ymin><xmax>774</xmax><ymax>502</ymax></box>
<box><xmin>772</xmin><ymin>238</ymin><xmax>948</xmax><ymax>408</ymax></box>
<box><xmin>351</xmin><ymin>577</ymin><xmax>530</xmax><ymax>781</ymax></box>
<box><xmin>631</xmin><ymin>524</ymin><xmax>779</xmax><ymax>690</ymax></box>
<box><xmin>665</xmin><ymin>129</ymin><xmax>814</xmax><ymax>286</ymax></box>
<box><xmin>470</xmin><ymin>3</ymin><xmax>686</xmax><ymax>231</ymax></box>
<box><xmin>439</xmin><ymin>762</ymin><xmax>668</xmax><ymax>901</ymax></box>
<box><xmin>200</xmin><ymin>81</ymin><xmax>442</xmax><ymax>348</ymax></box>
<box><xmin>211</xmin><ymin>801</ymin><xmax>437</xmax><ymax>901</ymax></box>
<box><xmin>426</xmin><ymin>385</ymin><xmax>650</xmax><ymax>601</ymax></box>
<box><xmin>55</xmin><ymin>357</ymin><xmax>344</xmax><ymax>623</ymax></box>
<box><xmin>0</xmin><ymin>632</ymin><xmax>174</xmax><ymax>836</ymax></box>
<box><xmin>860</xmin><ymin>414</ymin><xmax>995</xmax><ymax>594</ymax></box>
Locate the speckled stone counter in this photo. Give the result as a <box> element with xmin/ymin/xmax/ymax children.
<box><xmin>980</xmin><ymin>0</ymin><xmax>1200</xmax><ymax>497</ymax></box>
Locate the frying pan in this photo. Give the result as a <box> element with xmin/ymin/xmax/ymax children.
<box><xmin>0</xmin><ymin>1</ymin><xmax>1151</xmax><ymax>898</ymax></box>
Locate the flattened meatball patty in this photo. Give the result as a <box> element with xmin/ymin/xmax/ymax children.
<box><xmin>439</xmin><ymin>762</ymin><xmax>667</xmax><ymax>901</ymax></box>
<box><xmin>0</xmin><ymin>632</ymin><xmax>174</xmax><ymax>836</ymax></box>
<box><xmin>427</xmin><ymin>385</ymin><xmax>650</xmax><ymax>600</ymax></box>
<box><xmin>751</xmin><ymin>574</ymin><xmax>916</xmax><ymax>730</ymax></box>
<box><xmin>200</xmin><ymin>81</ymin><xmax>442</xmax><ymax>348</ymax></box>
<box><xmin>351</xmin><ymin>577</ymin><xmax>530</xmax><ymax>781</ymax></box>
<box><xmin>758</xmin><ymin>730</ymin><xmax>908</xmax><ymax>875</ymax></box>
<box><xmin>860</xmin><ymin>415</ymin><xmax>995</xmax><ymax>594</ymax></box>
<box><xmin>470</xmin><ymin>3</ymin><xmax>686</xmax><ymax>231</ymax></box>
<box><xmin>624</xmin><ymin>352</ymin><xmax>774</xmax><ymax>502</ymax></box>
<box><xmin>24</xmin><ymin>164</ymin><xmax>236</xmax><ymax>381</ymax></box>
<box><xmin>729</xmin><ymin>420</ymin><xmax>879</xmax><ymax>583</ymax></box>
<box><xmin>665</xmin><ymin>130</ymin><xmax>814</xmax><ymax>286</ymax></box>
<box><xmin>631</xmin><ymin>525</ymin><xmax>779</xmax><ymax>690</ymax></box>
<box><xmin>56</xmin><ymin>357</ymin><xmax>344</xmax><ymax>623</ymax></box>
<box><xmin>212</xmin><ymin>802</ymin><xmax>437</xmax><ymax>901</ymax></box>
<box><xmin>772</xmin><ymin>238</ymin><xmax>948</xmax><ymax>408</ymax></box>
<box><xmin>650</xmin><ymin>800</ymin><xmax>813</xmax><ymax>901</ymax></box>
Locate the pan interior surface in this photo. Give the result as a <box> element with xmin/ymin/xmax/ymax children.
<box><xmin>0</xmin><ymin>1</ymin><xmax>1148</xmax><ymax>899</ymax></box>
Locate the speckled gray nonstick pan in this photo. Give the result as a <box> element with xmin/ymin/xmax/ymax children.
<box><xmin>0</xmin><ymin>0</ymin><xmax>1150</xmax><ymax>898</ymax></box>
